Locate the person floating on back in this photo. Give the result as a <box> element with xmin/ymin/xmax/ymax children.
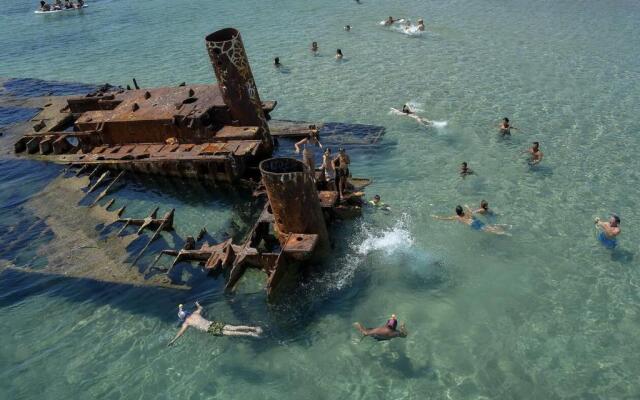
<box><xmin>595</xmin><ymin>215</ymin><xmax>621</xmax><ymax>249</ymax></box>
<box><xmin>524</xmin><ymin>141</ymin><xmax>543</xmax><ymax>165</ymax></box>
<box><xmin>499</xmin><ymin>117</ymin><xmax>517</xmax><ymax>136</ymax></box>
<box><xmin>354</xmin><ymin>314</ymin><xmax>407</xmax><ymax>340</ymax></box>
<box><xmin>432</xmin><ymin>205</ymin><xmax>509</xmax><ymax>235</ymax></box>
<box><xmin>168</xmin><ymin>302</ymin><xmax>263</xmax><ymax>346</ymax></box>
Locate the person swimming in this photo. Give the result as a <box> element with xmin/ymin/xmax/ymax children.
<box><xmin>369</xmin><ymin>194</ymin><xmax>391</xmax><ymax>211</ymax></box>
<box><xmin>595</xmin><ymin>215</ymin><xmax>621</xmax><ymax>249</ymax></box>
<box><xmin>432</xmin><ymin>205</ymin><xmax>509</xmax><ymax>235</ymax></box>
<box><xmin>472</xmin><ymin>200</ymin><xmax>491</xmax><ymax>215</ymax></box>
<box><xmin>274</xmin><ymin>57</ymin><xmax>281</xmax><ymax>67</ymax></box>
<box><xmin>402</xmin><ymin>104</ymin><xmax>412</xmax><ymax>114</ymax></box>
<box><xmin>499</xmin><ymin>117</ymin><xmax>517</xmax><ymax>136</ymax></box>
<box><xmin>344</xmin><ymin>25</ymin><xmax>352</xmax><ymax>31</ymax></box>
<box><xmin>335</xmin><ymin>49</ymin><xmax>343</xmax><ymax>60</ymax></box>
<box><xmin>417</xmin><ymin>18</ymin><xmax>425</xmax><ymax>31</ymax></box>
<box><xmin>168</xmin><ymin>302</ymin><xmax>263</xmax><ymax>346</ymax></box>
<box><xmin>354</xmin><ymin>314</ymin><xmax>407</xmax><ymax>341</ymax></box>
<box><xmin>384</xmin><ymin>16</ymin><xmax>394</xmax><ymax>26</ymax></box>
<box><xmin>460</xmin><ymin>162</ymin><xmax>473</xmax><ymax>177</ymax></box>
<box><xmin>311</xmin><ymin>41</ymin><xmax>318</xmax><ymax>54</ymax></box>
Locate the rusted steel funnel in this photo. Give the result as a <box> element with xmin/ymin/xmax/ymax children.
<box><xmin>260</xmin><ymin>158</ymin><xmax>329</xmax><ymax>255</ymax></box>
<box><xmin>205</xmin><ymin>28</ymin><xmax>273</xmax><ymax>153</ymax></box>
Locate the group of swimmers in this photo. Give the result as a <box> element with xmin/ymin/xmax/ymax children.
<box><xmin>383</xmin><ymin>16</ymin><xmax>426</xmax><ymax>32</ymax></box>
<box><xmin>170</xmin><ymin>302</ymin><xmax>406</xmax><ymax>344</ymax></box>
<box><xmin>38</xmin><ymin>0</ymin><xmax>84</xmax><ymax>11</ymax></box>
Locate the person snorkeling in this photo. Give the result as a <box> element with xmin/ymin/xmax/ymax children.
<box><xmin>168</xmin><ymin>302</ymin><xmax>263</xmax><ymax>346</ymax></box>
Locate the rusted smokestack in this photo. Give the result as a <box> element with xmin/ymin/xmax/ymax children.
<box><xmin>260</xmin><ymin>158</ymin><xmax>329</xmax><ymax>255</ymax></box>
<box><xmin>205</xmin><ymin>28</ymin><xmax>273</xmax><ymax>153</ymax></box>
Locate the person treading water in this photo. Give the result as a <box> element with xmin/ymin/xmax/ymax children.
<box><xmin>595</xmin><ymin>214</ymin><xmax>621</xmax><ymax>249</ymax></box>
<box><xmin>168</xmin><ymin>302</ymin><xmax>263</xmax><ymax>346</ymax></box>
<box><xmin>335</xmin><ymin>49</ymin><xmax>344</xmax><ymax>60</ymax></box>
<box><xmin>524</xmin><ymin>141</ymin><xmax>543</xmax><ymax>165</ymax></box>
<box><xmin>417</xmin><ymin>18</ymin><xmax>425</xmax><ymax>31</ymax></box>
<box><xmin>354</xmin><ymin>314</ymin><xmax>407</xmax><ymax>340</ymax></box>
<box><xmin>274</xmin><ymin>57</ymin><xmax>281</xmax><ymax>68</ymax></box>
<box><xmin>460</xmin><ymin>161</ymin><xmax>473</xmax><ymax>177</ymax></box>
<box><xmin>311</xmin><ymin>41</ymin><xmax>318</xmax><ymax>55</ymax></box>
<box><xmin>344</xmin><ymin>25</ymin><xmax>352</xmax><ymax>31</ymax></box>
<box><xmin>432</xmin><ymin>205</ymin><xmax>509</xmax><ymax>235</ymax></box>
<box><xmin>471</xmin><ymin>200</ymin><xmax>492</xmax><ymax>216</ymax></box>
<box><xmin>499</xmin><ymin>117</ymin><xmax>518</xmax><ymax>136</ymax></box>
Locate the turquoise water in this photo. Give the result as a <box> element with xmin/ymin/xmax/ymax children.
<box><xmin>2</xmin><ymin>0</ymin><xmax>640</xmax><ymax>398</ymax></box>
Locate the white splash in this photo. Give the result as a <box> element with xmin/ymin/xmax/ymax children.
<box><xmin>356</xmin><ymin>214</ymin><xmax>414</xmax><ymax>256</ymax></box>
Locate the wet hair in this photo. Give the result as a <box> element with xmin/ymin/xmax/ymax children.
<box><xmin>481</xmin><ymin>200</ymin><xmax>488</xmax><ymax>209</ymax></box>
<box><xmin>533</xmin><ymin>141</ymin><xmax>539</xmax><ymax>147</ymax></box>
<box><xmin>612</xmin><ymin>215</ymin><xmax>621</xmax><ymax>224</ymax></box>
<box><xmin>336</xmin><ymin>49</ymin><xmax>343</xmax><ymax>55</ymax></box>
<box><xmin>455</xmin><ymin>205</ymin><xmax>464</xmax><ymax>216</ymax></box>
<box><xmin>274</xmin><ymin>57</ymin><xmax>280</xmax><ymax>65</ymax></box>
<box><xmin>461</xmin><ymin>162</ymin><xmax>468</xmax><ymax>168</ymax></box>
<box><xmin>40</xmin><ymin>0</ymin><xmax>45</xmax><ymax>4</ymax></box>
<box><xmin>374</xmin><ymin>195</ymin><xmax>381</xmax><ymax>200</ymax></box>
<box><xmin>503</xmin><ymin>117</ymin><xmax>509</xmax><ymax>123</ymax></box>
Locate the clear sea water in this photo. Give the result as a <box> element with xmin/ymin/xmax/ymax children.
<box><xmin>2</xmin><ymin>0</ymin><xmax>640</xmax><ymax>398</ymax></box>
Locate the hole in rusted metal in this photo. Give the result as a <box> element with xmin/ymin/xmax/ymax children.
<box><xmin>182</xmin><ymin>97</ymin><xmax>198</xmax><ymax>105</ymax></box>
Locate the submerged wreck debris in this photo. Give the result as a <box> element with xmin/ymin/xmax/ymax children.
<box><xmin>9</xmin><ymin>27</ymin><xmax>381</xmax><ymax>301</ymax></box>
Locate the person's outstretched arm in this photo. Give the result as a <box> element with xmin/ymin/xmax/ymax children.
<box><xmin>432</xmin><ymin>215</ymin><xmax>456</xmax><ymax>221</ymax></box>
<box><xmin>168</xmin><ymin>324</ymin><xmax>189</xmax><ymax>347</ymax></box>
<box><xmin>193</xmin><ymin>301</ymin><xmax>203</xmax><ymax>316</ymax></box>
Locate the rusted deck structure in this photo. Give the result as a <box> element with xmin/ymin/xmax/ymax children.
<box><xmin>10</xmin><ymin>28</ymin><xmax>376</xmax><ymax>301</ymax></box>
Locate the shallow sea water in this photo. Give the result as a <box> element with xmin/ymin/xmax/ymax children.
<box><xmin>1</xmin><ymin>0</ymin><xmax>640</xmax><ymax>398</ymax></box>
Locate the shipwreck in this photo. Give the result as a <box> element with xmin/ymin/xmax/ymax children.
<box><xmin>9</xmin><ymin>28</ymin><xmax>383</xmax><ymax>301</ymax></box>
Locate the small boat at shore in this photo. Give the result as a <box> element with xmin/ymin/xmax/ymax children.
<box><xmin>35</xmin><ymin>4</ymin><xmax>87</xmax><ymax>14</ymax></box>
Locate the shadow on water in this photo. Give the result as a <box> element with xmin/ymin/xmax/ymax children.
<box><xmin>1</xmin><ymin>78</ymin><xmax>97</xmax><ymax>98</ymax></box>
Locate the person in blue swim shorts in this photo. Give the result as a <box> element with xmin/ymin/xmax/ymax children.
<box><xmin>433</xmin><ymin>205</ymin><xmax>509</xmax><ymax>235</ymax></box>
<box><xmin>595</xmin><ymin>214</ymin><xmax>621</xmax><ymax>249</ymax></box>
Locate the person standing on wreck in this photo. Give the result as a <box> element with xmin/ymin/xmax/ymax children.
<box><xmin>294</xmin><ymin>125</ymin><xmax>323</xmax><ymax>173</ymax></box>
<box><xmin>168</xmin><ymin>302</ymin><xmax>263</xmax><ymax>346</ymax></box>
<box><xmin>333</xmin><ymin>148</ymin><xmax>351</xmax><ymax>200</ymax></box>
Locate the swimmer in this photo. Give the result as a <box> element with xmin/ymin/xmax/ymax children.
<box><xmin>295</xmin><ymin>125</ymin><xmax>322</xmax><ymax>172</ymax></box>
<box><xmin>460</xmin><ymin>162</ymin><xmax>473</xmax><ymax>177</ymax></box>
<box><xmin>524</xmin><ymin>141</ymin><xmax>543</xmax><ymax>165</ymax></box>
<box><xmin>499</xmin><ymin>117</ymin><xmax>517</xmax><ymax>136</ymax></box>
<box><xmin>595</xmin><ymin>215</ymin><xmax>621</xmax><ymax>249</ymax></box>
<box><xmin>471</xmin><ymin>200</ymin><xmax>491</xmax><ymax>215</ymax></box>
<box><xmin>384</xmin><ymin>16</ymin><xmax>397</xmax><ymax>26</ymax></box>
<box><xmin>344</xmin><ymin>25</ymin><xmax>352</xmax><ymax>31</ymax></box>
<box><xmin>168</xmin><ymin>302</ymin><xmax>263</xmax><ymax>346</ymax></box>
<box><xmin>417</xmin><ymin>18</ymin><xmax>425</xmax><ymax>31</ymax></box>
<box><xmin>311</xmin><ymin>41</ymin><xmax>318</xmax><ymax>54</ymax></box>
<box><xmin>39</xmin><ymin>1</ymin><xmax>51</xmax><ymax>11</ymax></box>
<box><xmin>354</xmin><ymin>314</ymin><xmax>407</xmax><ymax>341</ymax></box>
<box><xmin>369</xmin><ymin>194</ymin><xmax>391</xmax><ymax>211</ymax></box>
<box><xmin>402</xmin><ymin>104</ymin><xmax>412</xmax><ymax>114</ymax></box>
<box><xmin>274</xmin><ymin>57</ymin><xmax>281</xmax><ymax>67</ymax></box>
<box><xmin>335</xmin><ymin>49</ymin><xmax>344</xmax><ymax>60</ymax></box>
<box><xmin>432</xmin><ymin>205</ymin><xmax>509</xmax><ymax>235</ymax></box>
